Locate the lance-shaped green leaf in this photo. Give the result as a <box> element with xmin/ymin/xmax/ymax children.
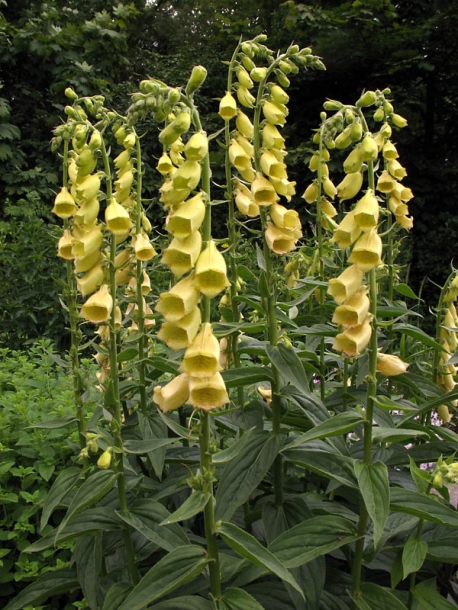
<box><xmin>215</xmin><ymin>521</ymin><xmax>303</xmax><ymax>598</ymax></box>
<box><xmin>281</xmin><ymin>386</ymin><xmax>330</xmax><ymax>424</ymax></box>
<box><xmin>138</xmin><ymin>411</ymin><xmax>169</xmax><ymax>479</ymax></box>
<box><xmin>222</xmin><ymin>366</ymin><xmax>273</xmax><ymax>388</ymax></box>
<box><xmin>221</xmin><ymin>587</ymin><xmax>265</xmax><ymax>609</ymax></box>
<box><xmin>74</xmin><ymin>533</ymin><xmax>102</xmax><ymax>610</ymax></box>
<box><xmin>118</xmin><ymin>545</ymin><xmax>209</xmax><ymax>610</ymax></box>
<box><xmin>56</xmin><ymin>470</ymin><xmax>116</xmax><ymax>538</ymax></box>
<box><xmin>215</xmin><ymin>430</ymin><xmax>284</xmax><ymax>522</ymax></box>
<box><xmin>266</xmin><ymin>343</ymin><xmax>311</xmax><ymax>395</ymax></box>
<box><xmin>268</xmin><ymin>515</ymin><xmax>358</xmax><ymax>567</ymax></box>
<box><xmin>28</xmin><ymin>415</ymin><xmax>77</xmax><ymax>429</ymax></box>
<box><xmin>102</xmin><ymin>583</ymin><xmax>131</xmax><ymax>610</ymax></box>
<box><xmin>371</xmin><ymin>427</ymin><xmax>429</xmax><ymax>444</ymax></box>
<box><xmin>283</xmin><ymin>411</ymin><xmax>363</xmax><ymax>450</ymax></box>
<box><xmin>160</xmin><ymin>491</ymin><xmax>211</xmax><ymax>525</ymax></box>
<box><xmin>390</xmin><ymin>488</ymin><xmax>458</xmax><ymax>527</ymax></box>
<box><xmin>40</xmin><ymin>466</ymin><xmax>81</xmax><ymax>531</ymax></box>
<box><xmin>4</xmin><ymin>569</ymin><xmax>79</xmax><ymax>610</ymax></box>
<box><xmin>149</xmin><ymin>596</ymin><xmax>213</xmax><ymax>609</ymax></box>
<box><xmin>354</xmin><ymin>583</ymin><xmax>407</xmax><ymax>610</ymax></box>
<box><xmin>354</xmin><ymin>461</ymin><xmax>389</xmax><ymax>547</ymax></box>
<box><xmin>402</xmin><ymin>536</ymin><xmax>427</xmax><ymax>579</ymax></box>
<box><xmin>413</xmin><ymin>580</ymin><xmax>457</xmax><ymax>609</ymax></box>
<box><xmin>122</xmin><ymin>438</ymin><xmax>176</xmax><ymax>454</ymax></box>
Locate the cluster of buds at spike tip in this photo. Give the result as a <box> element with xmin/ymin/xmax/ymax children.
<box><xmin>435</xmin><ymin>274</ymin><xmax>458</xmax><ymax>423</ymax></box>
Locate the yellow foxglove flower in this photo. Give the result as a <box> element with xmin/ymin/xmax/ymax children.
<box><xmin>348</xmin><ymin>228</ymin><xmax>383</xmax><ymax>272</ymax></box>
<box><xmin>80</xmin><ymin>284</ymin><xmax>113</xmax><ymax>323</ymax></box>
<box><xmin>270</xmin><ymin>177</ymin><xmax>296</xmax><ymax>201</ymax></box>
<box><xmin>234</xmin><ymin>181</ymin><xmax>260</xmax><ymax>217</ymax></box>
<box><xmin>114</xmin><ymin>249</ymin><xmax>132</xmax><ymax>285</ymax></box>
<box><xmin>252</xmin><ymin>173</ymin><xmax>279</xmax><ymax>206</ymax></box>
<box><xmin>395</xmin><ymin>214</ymin><xmax>414</xmax><ymax>230</ymax></box>
<box><xmin>158</xmin><ymin>307</ymin><xmax>201</xmax><ymax>351</ymax></box>
<box><xmin>166</xmin><ymin>192</ymin><xmax>206</xmax><ymax>239</ymax></box>
<box><xmin>262</xmin><ymin>124</ymin><xmax>285</xmax><ymax>149</ymax></box>
<box><xmin>180</xmin><ymin>322</ymin><xmax>221</xmax><ymax>378</ymax></box>
<box><xmin>162</xmin><ymin>231</ymin><xmax>202</xmax><ymax>278</ymax></box>
<box><xmin>105</xmin><ymin>198</ymin><xmax>132</xmax><ymax>235</ymax></box>
<box><xmin>114</xmin><ymin>150</ymin><xmax>130</xmax><ymax>170</ymax></box>
<box><xmin>376</xmin><ymin>353</ymin><xmax>409</xmax><ymax>376</ymax></box>
<box><xmin>333</xmin><ymin>319</ymin><xmax>372</xmax><ymax>357</ymax></box>
<box><xmin>153</xmin><ymin>373</ymin><xmax>190</xmax><ymax>413</ymax></box>
<box><xmin>336</xmin><ymin>172</ymin><xmax>363</xmax><ymax>201</ymax></box>
<box><xmin>236</xmin><ymin>67</ymin><xmax>254</xmax><ymax>89</ymax></box>
<box><xmin>74</xmin><ymin>249</ymin><xmax>102</xmax><ymax>274</ymax></box>
<box><xmin>265</xmin><ymin>222</ymin><xmax>298</xmax><ymax>255</ymax></box>
<box><xmin>388</xmin><ymin>196</ymin><xmax>408</xmax><ymax>216</ymax></box>
<box><xmin>236</xmin><ymin>85</ymin><xmax>256</xmax><ymax>109</ymax></box>
<box><xmin>376</xmin><ymin>170</ymin><xmax>396</xmax><ymax>193</ymax></box>
<box><xmin>237</xmin><ymin>165</ymin><xmax>256</xmax><ymax>183</ymax></box>
<box><xmin>343</xmin><ymin>147</ymin><xmax>364</xmax><ymax>174</ymax></box>
<box><xmin>260</xmin><ymin>151</ymin><xmax>287</xmax><ymax>180</ymax></box>
<box><xmin>160</xmin><ymin>180</ymin><xmax>191</xmax><ymax>207</ymax></box>
<box><xmin>72</xmin><ymin>225</ymin><xmax>103</xmax><ymax>258</ymax></box>
<box><xmin>172</xmin><ymin>160</ymin><xmax>201</xmax><ymax>191</ymax></box>
<box><xmin>170</xmin><ymin>140</ymin><xmax>185</xmax><ymax>167</ymax></box>
<box><xmin>359</xmin><ymin>134</ymin><xmax>378</xmax><ymax>162</ymax></box>
<box><xmin>52</xmin><ymin>187</ymin><xmax>77</xmax><ymax>219</ymax></box>
<box><xmin>333</xmin><ymin>210</ymin><xmax>362</xmax><ymax>250</ymax></box>
<box><xmin>302</xmin><ymin>182</ymin><xmax>319</xmax><ymax>204</ymax></box>
<box><xmin>219</xmin><ymin>92</ymin><xmax>238</xmax><ymax>121</ymax></box>
<box><xmin>270</xmin><ymin>84</ymin><xmax>289</xmax><ymax>105</ymax></box>
<box><xmin>236</xmin><ymin>134</ymin><xmax>254</xmax><ymax>157</ymax></box>
<box><xmin>74</xmin><ymin>197</ymin><xmax>100</xmax><ymax>227</ymax></box>
<box><xmin>332</xmin><ymin>287</ymin><xmax>370</xmax><ymax>328</ymax></box>
<box><xmin>97</xmin><ymin>449</ymin><xmax>112</xmax><ymax>470</ymax></box>
<box><xmin>250</xmin><ymin>66</ymin><xmax>268</xmax><ymax>82</ymax></box>
<box><xmin>391</xmin><ymin>113</ymin><xmax>408</xmax><ymax>128</ymax></box>
<box><xmin>188</xmin><ymin>371</ymin><xmax>229</xmax><ymax>411</ymax></box>
<box><xmin>76</xmin><ymin>174</ymin><xmax>101</xmax><ymax>202</ymax></box>
<box><xmin>236</xmin><ymin>111</ymin><xmax>254</xmax><ymax>138</ymax></box>
<box><xmin>156</xmin><ymin>274</ymin><xmax>200</xmax><ymax>322</ymax></box>
<box><xmin>353</xmin><ymin>189</ymin><xmax>379</xmax><ymax>231</ymax></box>
<box><xmin>387</xmin><ymin>159</ymin><xmax>407</xmax><ymax>180</ymax></box>
<box><xmin>270</xmin><ymin>203</ymin><xmax>301</xmax><ymax>232</ymax></box>
<box><xmin>263</xmin><ymin>101</ymin><xmax>287</xmax><ymax>126</ymax></box>
<box><xmin>229</xmin><ymin>139</ymin><xmax>253</xmax><ymax>173</ymax></box>
<box><xmin>157</xmin><ymin>152</ymin><xmax>175</xmax><ymax>175</ymax></box>
<box><xmin>133</xmin><ymin>232</ymin><xmax>156</xmax><ymax>261</ymax></box>
<box><xmin>382</xmin><ymin>141</ymin><xmax>399</xmax><ymax>159</ymax></box>
<box><xmin>380</xmin><ymin>122</ymin><xmax>393</xmax><ymax>139</ymax></box>
<box><xmin>321</xmin><ymin>199</ymin><xmax>338</xmax><ymax>218</ymax></box>
<box><xmin>114</xmin><ymin>170</ymin><xmax>134</xmax><ymax>202</ymax></box>
<box><xmin>159</xmin><ymin>112</ymin><xmax>191</xmax><ymax>146</ymax></box>
<box><xmin>328</xmin><ymin>264</ymin><xmax>364</xmax><ymax>305</ymax></box>
<box><xmin>195</xmin><ymin>240</ymin><xmax>230</xmax><ymax>298</ymax></box>
<box><xmin>184</xmin><ymin>132</ymin><xmax>208</xmax><ymax>161</ymax></box>
<box><xmin>57</xmin><ymin>229</ymin><xmax>74</xmax><ymax>259</ymax></box>
<box><xmin>322</xmin><ymin>177</ymin><xmax>337</xmax><ymax>200</ymax></box>
<box><xmin>437</xmin><ymin>404</ymin><xmax>452</xmax><ymax>424</ymax></box>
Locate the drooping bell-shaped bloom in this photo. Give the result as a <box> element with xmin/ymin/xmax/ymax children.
<box><xmin>387</xmin><ymin>159</ymin><xmax>407</xmax><ymax>180</ymax></box>
<box><xmin>157</xmin><ymin>152</ymin><xmax>175</xmax><ymax>175</ymax></box>
<box><xmin>72</xmin><ymin>225</ymin><xmax>103</xmax><ymax>258</ymax></box>
<box><xmin>156</xmin><ymin>274</ymin><xmax>200</xmax><ymax>322</ymax></box>
<box><xmin>105</xmin><ymin>198</ymin><xmax>132</xmax><ymax>235</ymax></box>
<box><xmin>57</xmin><ymin>229</ymin><xmax>74</xmax><ymax>259</ymax></box>
<box><xmin>236</xmin><ymin>85</ymin><xmax>256</xmax><ymax>109</ymax></box>
<box><xmin>166</xmin><ymin>192</ymin><xmax>206</xmax><ymax>239</ymax></box>
<box><xmin>382</xmin><ymin>141</ymin><xmax>399</xmax><ymax>160</ymax></box>
<box><xmin>219</xmin><ymin>92</ymin><xmax>238</xmax><ymax>121</ymax></box>
<box><xmin>333</xmin><ymin>210</ymin><xmax>362</xmax><ymax>250</ymax></box>
<box><xmin>270</xmin><ymin>204</ymin><xmax>301</xmax><ymax>233</ymax></box>
<box><xmin>133</xmin><ymin>232</ymin><xmax>157</xmax><ymax>261</ymax></box>
<box><xmin>348</xmin><ymin>228</ymin><xmax>383</xmax><ymax>272</ymax></box>
<box><xmin>359</xmin><ymin>134</ymin><xmax>378</xmax><ymax>162</ymax></box>
<box><xmin>172</xmin><ymin>160</ymin><xmax>202</xmax><ymax>191</ymax></box>
<box><xmin>336</xmin><ymin>172</ymin><xmax>363</xmax><ymax>201</ymax></box>
<box><xmin>180</xmin><ymin>322</ymin><xmax>221</xmax><ymax>378</ymax></box>
<box><xmin>252</xmin><ymin>173</ymin><xmax>279</xmax><ymax>207</ymax></box>
<box><xmin>332</xmin><ymin>287</ymin><xmax>370</xmax><ymax>328</ymax></box>
<box><xmin>195</xmin><ymin>240</ymin><xmax>230</xmax><ymax>298</ymax></box>
<box><xmin>343</xmin><ymin>147</ymin><xmax>363</xmax><ymax>174</ymax></box>
<box><xmin>333</xmin><ymin>318</ymin><xmax>372</xmax><ymax>357</ymax></box>
<box><xmin>160</xmin><ymin>179</ymin><xmax>191</xmax><ymax>208</ymax></box>
<box><xmin>395</xmin><ymin>214</ymin><xmax>414</xmax><ymax>230</ymax></box>
<box><xmin>265</xmin><ymin>222</ymin><xmax>299</xmax><ymax>255</ymax></box>
<box><xmin>184</xmin><ymin>132</ymin><xmax>208</xmax><ymax>161</ymax></box>
<box><xmin>270</xmin><ymin>177</ymin><xmax>296</xmax><ymax>201</ymax></box>
<box><xmin>234</xmin><ymin>181</ymin><xmax>259</xmax><ymax>217</ymax></box>
<box><xmin>263</xmin><ymin>101</ymin><xmax>287</xmax><ymax>126</ymax></box>
<box><xmin>52</xmin><ymin>187</ymin><xmax>77</xmax><ymax>219</ymax></box>
<box><xmin>157</xmin><ymin>307</ymin><xmax>201</xmax><ymax>351</ymax></box>
<box><xmin>327</xmin><ymin>265</ymin><xmax>364</xmax><ymax>305</ymax></box>
<box><xmin>353</xmin><ymin>189</ymin><xmax>380</xmax><ymax>231</ymax></box>
<box><xmin>76</xmin><ymin>174</ymin><xmax>101</xmax><ymax>202</ymax></box>
<box><xmin>153</xmin><ymin>373</ymin><xmax>190</xmax><ymax>413</ymax></box>
<box><xmin>229</xmin><ymin>139</ymin><xmax>253</xmax><ymax>174</ymax></box>
<box><xmin>376</xmin><ymin>353</ymin><xmax>409</xmax><ymax>376</ymax></box>
<box><xmin>161</xmin><ymin>231</ymin><xmax>202</xmax><ymax>278</ymax></box>
<box><xmin>80</xmin><ymin>284</ymin><xmax>113</xmax><ymax>323</ymax></box>
<box><xmin>73</xmin><ymin>197</ymin><xmax>100</xmax><ymax>227</ymax></box>
<box><xmin>262</xmin><ymin>124</ymin><xmax>285</xmax><ymax>150</ymax></box>
<box><xmin>260</xmin><ymin>151</ymin><xmax>287</xmax><ymax>180</ymax></box>
<box><xmin>236</xmin><ymin>111</ymin><xmax>254</xmax><ymax>138</ymax></box>
<box><xmin>376</xmin><ymin>170</ymin><xmax>396</xmax><ymax>193</ymax></box>
<box><xmin>187</xmin><ymin>372</ymin><xmax>230</xmax><ymax>411</ymax></box>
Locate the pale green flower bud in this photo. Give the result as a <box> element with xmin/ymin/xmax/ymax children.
<box><xmin>270</xmin><ymin>85</ymin><xmax>289</xmax><ymax>105</ymax></box>
<box><xmin>237</xmin><ymin>67</ymin><xmax>253</xmax><ymax>89</ymax></box>
<box><xmin>356</xmin><ymin>90</ymin><xmax>377</xmax><ymax>107</ymax></box>
<box><xmin>186</xmin><ymin>65</ymin><xmax>207</xmax><ymax>95</ymax></box>
<box><xmin>250</xmin><ymin>67</ymin><xmax>267</xmax><ymax>82</ymax></box>
<box><xmin>359</xmin><ymin>134</ymin><xmax>378</xmax><ymax>162</ymax></box>
<box><xmin>236</xmin><ymin>111</ymin><xmax>254</xmax><ymax>138</ymax></box>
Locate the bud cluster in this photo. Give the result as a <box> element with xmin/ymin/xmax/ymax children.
<box><xmin>435</xmin><ymin>274</ymin><xmax>458</xmax><ymax>422</ymax></box>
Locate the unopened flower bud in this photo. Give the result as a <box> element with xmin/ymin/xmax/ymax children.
<box><xmin>186</xmin><ymin>65</ymin><xmax>207</xmax><ymax>95</ymax></box>
<box><xmin>97</xmin><ymin>449</ymin><xmax>112</xmax><ymax>470</ymax></box>
<box><xmin>250</xmin><ymin>67</ymin><xmax>267</xmax><ymax>82</ymax></box>
<box><xmin>356</xmin><ymin>90</ymin><xmax>377</xmax><ymax>107</ymax></box>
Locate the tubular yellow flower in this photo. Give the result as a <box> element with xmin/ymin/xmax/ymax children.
<box><xmin>76</xmin><ymin>174</ymin><xmax>101</xmax><ymax>202</ymax></box>
<box><xmin>57</xmin><ymin>229</ymin><xmax>74</xmax><ymax>259</ymax></box>
<box><xmin>158</xmin><ymin>307</ymin><xmax>201</xmax><ymax>351</ymax></box>
<box><xmin>161</xmin><ymin>231</ymin><xmax>202</xmax><ymax>278</ymax></box>
<box><xmin>252</xmin><ymin>173</ymin><xmax>279</xmax><ymax>206</ymax></box>
<box><xmin>387</xmin><ymin>159</ymin><xmax>407</xmax><ymax>180</ymax></box>
<box><xmin>437</xmin><ymin>404</ymin><xmax>452</xmax><ymax>424</ymax></box>
<box><xmin>336</xmin><ymin>172</ymin><xmax>363</xmax><ymax>201</ymax></box>
<box><xmin>160</xmin><ymin>180</ymin><xmax>191</xmax><ymax>207</ymax></box>
<box><xmin>376</xmin><ymin>353</ymin><xmax>409</xmax><ymax>376</ymax></box>
<box><xmin>270</xmin><ymin>177</ymin><xmax>296</xmax><ymax>201</ymax></box>
<box><xmin>323</xmin><ymin>177</ymin><xmax>337</xmax><ymax>200</ymax></box>
<box><xmin>260</xmin><ymin>151</ymin><xmax>287</xmax><ymax>180</ymax></box>
<box><xmin>327</xmin><ymin>264</ymin><xmax>364</xmax><ymax>305</ymax></box>
<box><xmin>105</xmin><ymin>198</ymin><xmax>132</xmax><ymax>235</ymax></box>
<box><xmin>170</xmin><ymin>139</ymin><xmax>185</xmax><ymax>167</ymax></box>
<box><xmin>382</xmin><ymin>141</ymin><xmax>399</xmax><ymax>159</ymax></box>
<box><xmin>72</xmin><ymin>225</ymin><xmax>103</xmax><ymax>258</ymax></box>
<box><xmin>236</xmin><ymin>135</ymin><xmax>254</xmax><ymax>157</ymax></box>
<box><xmin>343</xmin><ymin>147</ymin><xmax>364</xmax><ymax>174</ymax></box>
<box><xmin>166</xmin><ymin>192</ymin><xmax>206</xmax><ymax>239</ymax></box>
<box><xmin>262</xmin><ymin>101</ymin><xmax>287</xmax><ymax>126</ymax></box>
<box><xmin>262</xmin><ymin>124</ymin><xmax>285</xmax><ymax>149</ymax></box>
<box><xmin>359</xmin><ymin>134</ymin><xmax>379</xmax><ymax>162</ymax></box>
<box><xmin>302</xmin><ymin>182</ymin><xmax>319</xmax><ymax>204</ymax></box>
<box><xmin>333</xmin><ymin>210</ymin><xmax>362</xmax><ymax>250</ymax></box>
<box><xmin>332</xmin><ymin>287</ymin><xmax>370</xmax><ymax>328</ymax></box>
<box><xmin>74</xmin><ymin>249</ymin><xmax>102</xmax><ymax>274</ymax></box>
<box><xmin>395</xmin><ymin>214</ymin><xmax>414</xmax><ymax>230</ymax></box>
<box><xmin>180</xmin><ymin>322</ymin><xmax>221</xmax><ymax>377</ymax></box>
<box><xmin>156</xmin><ymin>274</ymin><xmax>200</xmax><ymax>322</ymax></box>
<box><xmin>236</xmin><ymin>67</ymin><xmax>254</xmax><ymax>89</ymax></box>
<box><xmin>52</xmin><ymin>187</ymin><xmax>77</xmax><ymax>219</ymax></box>
<box><xmin>229</xmin><ymin>139</ymin><xmax>253</xmax><ymax>173</ymax></box>
<box><xmin>114</xmin><ymin>249</ymin><xmax>133</xmax><ymax>286</ymax></box>
<box><xmin>391</xmin><ymin>113</ymin><xmax>408</xmax><ymax>128</ymax></box>
<box><xmin>234</xmin><ymin>181</ymin><xmax>260</xmax><ymax>217</ymax></box>
<box><xmin>321</xmin><ymin>199</ymin><xmax>338</xmax><ymax>218</ymax></box>
<box><xmin>219</xmin><ymin>92</ymin><xmax>238</xmax><ymax>121</ymax></box>
<box><xmin>270</xmin><ymin>84</ymin><xmax>289</xmax><ymax>105</ymax></box>
<box><xmin>236</xmin><ymin>111</ymin><xmax>254</xmax><ymax>138</ymax></box>
<box><xmin>153</xmin><ymin>373</ymin><xmax>190</xmax><ymax>413</ymax></box>
<box><xmin>195</xmin><ymin>240</ymin><xmax>230</xmax><ymax>298</ymax></box>
<box><xmin>265</xmin><ymin>222</ymin><xmax>299</xmax><ymax>255</ymax></box>
<box><xmin>236</xmin><ymin>85</ymin><xmax>256</xmax><ymax>109</ymax></box>
<box><xmin>333</xmin><ymin>319</ymin><xmax>372</xmax><ymax>357</ymax></box>
<box><xmin>270</xmin><ymin>203</ymin><xmax>301</xmax><ymax>232</ymax></box>
<box><xmin>172</xmin><ymin>160</ymin><xmax>202</xmax><ymax>191</ymax></box>
<box><xmin>97</xmin><ymin>449</ymin><xmax>112</xmax><ymax>470</ymax></box>
<box><xmin>73</xmin><ymin>197</ymin><xmax>100</xmax><ymax>227</ymax></box>
<box><xmin>131</xmin><ymin>232</ymin><xmax>155</xmax><ymax>261</ymax></box>
<box><xmin>188</xmin><ymin>372</ymin><xmax>229</xmax><ymax>411</ymax></box>
<box><xmin>114</xmin><ymin>149</ymin><xmax>130</xmax><ymax>170</ymax></box>
<box><xmin>353</xmin><ymin>189</ymin><xmax>380</xmax><ymax>231</ymax></box>
<box><xmin>157</xmin><ymin>152</ymin><xmax>175</xmax><ymax>175</ymax></box>
<box><xmin>184</xmin><ymin>132</ymin><xmax>208</xmax><ymax>161</ymax></box>
<box><xmin>348</xmin><ymin>228</ymin><xmax>383</xmax><ymax>272</ymax></box>
<box><xmin>388</xmin><ymin>196</ymin><xmax>409</xmax><ymax>216</ymax></box>
<box><xmin>80</xmin><ymin>284</ymin><xmax>113</xmax><ymax>323</ymax></box>
<box><xmin>376</xmin><ymin>170</ymin><xmax>396</xmax><ymax>193</ymax></box>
